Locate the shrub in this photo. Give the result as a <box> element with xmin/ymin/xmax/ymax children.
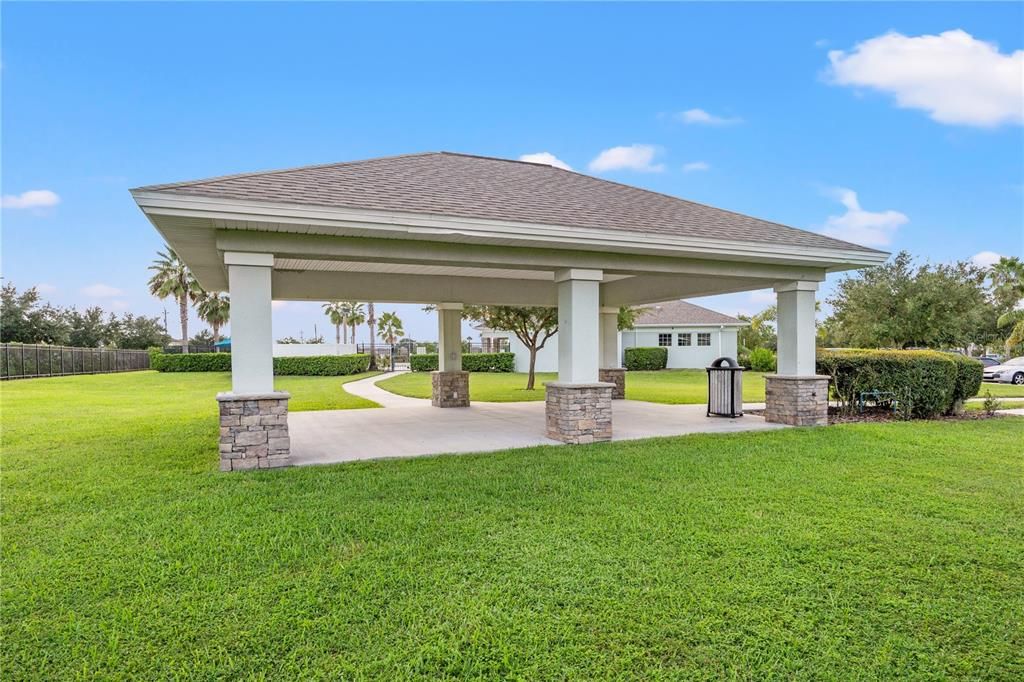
<box><xmin>410</xmin><ymin>352</ymin><xmax>515</xmax><ymax>373</ymax></box>
<box><xmin>949</xmin><ymin>353</ymin><xmax>983</xmax><ymax>412</ymax></box>
<box><xmin>748</xmin><ymin>347</ymin><xmax>777</xmax><ymax>373</ymax></box>
<box><xmin>816</xmin><ymin>349</ymin><xmax>975</xmax><ymax>418</ymax></box>
<box><xmin>151</xmin><ymin>352</ymin><xmax>231</xmax><ymax>372</ymax></box>
<box><xmin>462</xmin><ymin>352</ymin><xmax>514</xmax><ymax>372</ymax></box>
<box><xmin>272</xmin><ymin>354</ymin><xmax>370</xmax><ymax>376</ymax></box>
<box><xmin>411</xmin><ymin>354</ymin><xmax>438</xmax><ymax>372</ymax></box>
<box><xmin>624</xmin><ymin>347</ymin><xmax>668</xmax><ymax>371</ymax></box>
<box><xmin>153</xmin><ymin>352</ymin><xmax>371</xmax><ymax>376</ymax></box>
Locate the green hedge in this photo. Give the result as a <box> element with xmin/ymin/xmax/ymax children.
<box><xmin>272</xmin><ymin>354</ymin><xmax>370</xmax><ymax>376</ymax></box>
<box><xmin>152</xmin><ymin>352</ymin><xmax>370</xmax><ymax>376</ymax></box>
<box><xmin>151</xmin><ymin>352</ymin><xmax>231</xmax><ymax>372</ymax></box>
<box><xmin>410</xmin><ymin>354</ymin><xmax>438</xmax><ymax>372</ymax></box>
<box><xmin>624</xmin><ymin>347</ymin><xmax>668</xmax><ymax>371</ymax></box>
<box><xmin>950</xmin><ymin>353</ymin><xmax>984</xmax><ymax>407</ymax></box>
<box><xmin>816</xmin><ymin>349</ymin><xmax>982</xmax><ymax>418</ymax></box>
<box><xmin>410</xmin><ymin>352</ymin><xmax>515</xmax><ymax>373</ymax></box>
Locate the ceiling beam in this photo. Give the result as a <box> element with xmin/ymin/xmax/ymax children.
<box><xmin>217</xmin><ymin>230</ymin><xmax>827</xmax><ymax>282</ymax></box>
<box><xmin>272</xmin><ymin>270</ymin><xmax>557</xmax><ymax>306</ymax></box>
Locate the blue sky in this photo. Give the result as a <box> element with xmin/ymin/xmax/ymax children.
<box><xmin>3</xmin><ymin>2</ymin><xmax>1022</xmax><ymax>343</ymax></box>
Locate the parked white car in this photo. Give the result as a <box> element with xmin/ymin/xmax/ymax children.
<box><xmin>983</xmin><ymin>357</ymin><xmax>1024</xmax><ymax>385</ymax></box>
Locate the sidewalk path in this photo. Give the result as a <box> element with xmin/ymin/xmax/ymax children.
<box><xmin>342</xmin><ymin>371</ymin><xmax>429</xmax><ymax>408</ymax></box>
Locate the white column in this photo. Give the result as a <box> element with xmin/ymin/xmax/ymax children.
<box><xmin>225</xmin><ymin>252</ymin><xmax>275</xmax><ymax>394</ymax></box>
<box><xmin>437</xmin><ymin>302</ymin><xmax>463</xmax><ymax>372</ymax></box>
<box><xmin>775</xmin><ymin>280</ymin><xmax>818</xmax><ymax>376</ymax></box>
<box><xmin>556</xmin><ymin>269</ymin><xmax>603</xmax><ymax>383</ymax></box>
<box><xmin>599</xmin><ymin>306</ymin><xmax>620</xmax><ymax>369</ymax></box>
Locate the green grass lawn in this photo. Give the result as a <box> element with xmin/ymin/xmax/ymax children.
<box><xmin>3</xmin><ymin>372</ymin><xmax>1022</xmax><ymax>678</ymax></box>
<box><xmin>0</xmin><ymin>370</ymin><xmax>382</xmax><ymax>415</ymax></box>
<box><xmin>965</xmin><ymin>398</ymin><xmax>1024</xmax><ymax>412</ymax></box>
<box><xmin>979</xmin><ymin>381</ymin><xmax>1024</xmax><ymax>398</ymax></box>
<box><xmin>377</xmin><ymin>369</ymin><xmax>769</xmax><ymax>404</ymax></box>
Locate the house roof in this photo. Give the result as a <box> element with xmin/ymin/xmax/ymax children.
<box><xmin>134</xmin><ymin>152</ymin><xmax>882</xmax><ymax>255</ymax></box>
<box><xmin>633</xmin><ymin>300</ymin><xmax>745</xmax><ymax>326</ymax></box>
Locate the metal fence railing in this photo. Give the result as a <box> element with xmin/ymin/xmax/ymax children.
<box><xmin>0</xmin><ymin>344</ymin><xmax>151</xmax><ymax>380</ymax></box>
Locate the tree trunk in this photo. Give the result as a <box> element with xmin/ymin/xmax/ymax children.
<box><xmin>179</xmin><ymin>295</ymin><xmax>190</xmax><ymax>354</ymax></box>
<box><xmin>335</xmin><ymin>323</ymin><xmax>341</xmax><ymax>345</ymax></box>
<box><xmin>212</xmin><ymin>322</ymin><xmax>220</xmax><ymax>352</ymax></box>
<box><xmin>342</xmin><ymin>320</ymin><xmax>348</xmax><ymax>344</ymax></box>
<box><xmin>367</xmin><ymin>303</ymin><xmax>377</xmax><ymax>370</ymax></box>
<box><xmin>526</xmin><ymin>346</ymin><xmax>538</xmax><ymax>390</ymax></box>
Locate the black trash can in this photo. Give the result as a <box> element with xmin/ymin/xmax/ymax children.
<box><xmin>706</xmin><ymin>357</ymin><xmax>744</xmax><ymax>418</ymax></box>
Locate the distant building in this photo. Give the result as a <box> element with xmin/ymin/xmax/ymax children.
<box><xmin>478</xmin><ymin>300</ymin><xmax>746</xmax><ymax>372</ymax></box>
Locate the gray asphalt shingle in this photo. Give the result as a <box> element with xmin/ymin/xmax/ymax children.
<box><xmin>135</xmin><ymin>152</ymin><xmax>882</xmax><ymax>254</ymax></box>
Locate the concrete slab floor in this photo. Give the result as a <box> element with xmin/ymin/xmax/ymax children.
<box><xmin>289</xmin><ymin>398</ymin><xmax>786</xmax><ymax>467</ymax></box>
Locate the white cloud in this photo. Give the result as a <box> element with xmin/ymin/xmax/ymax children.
<box><xmin>588</xmin><ymin>144</ymin><xmax>664</xmax><ymax>173</ymax></box>
<box><xmin>675</xmin><ymin>108</ymin><xmax>742</xmax><ymax>126</ymax></box>
<box><xmin>827</xmin><ymin>29</ymin><xmax>1024</xmax><ymax>127</ymax></box>
<box><xmin>748</xmin><ymin>289</ymin><xmax>777</xmax><ymax>305</ymax></box>
<box><xmin>819</xmin><ymin>187</ymin><xmax>908</xmax><ymax>247</ymax></box>
<box><xmin>971</xmin><ymin>251</ymin><xmax>1003</xmax><ymax>268</ymax></box>
<box><xmin>518</xmin><ymin>152</ymin><xmax>572</xmax><ymax>171</ymax></box>
<box><xmin>35</xmin><ymin>283</ymin><xmax>58</xmax><ymax>294</ymax></box>
<box><xmin>682</xmin><ymin>161</ymin><xmax>710</xmax><ymax>173</ymax></box>
<box><xmin>81</xmin><ymin>283</ymin><xmax>125</xmax><ymax>298</ymax></box>
<box><xmin>1</xmin><ymin>189</ymin><xmax>60</xmax><ymax>209</ymax></box>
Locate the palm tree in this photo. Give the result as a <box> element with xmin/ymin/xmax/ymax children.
<box><xmin>340</xmin><ymin>301</ymin><xmax>363</xmax><ymax>345</ymax></box>
<box><xmin>347</xmin><ymin>305</ymin><xmax>366</xmax><ymax>346</ymax></box>
<box><xmin>991</xmin><ymin>256</ymin><xmax>1024</xmax><ymax>352</ymax></box>
<box><xmin>377</xmin><ymin>312</ymin><xmax>404</xmax><ymax>346</ymax></box>
<box><xmin>366</xmin><ymin>302</ymin><xmax>377</xmax><ymax>370</ymax></box>
<box><xmin>196</xmin><ymin>292</ymin><xmax>230</xmax><ymax>350</ymax></box>
<box><xmin>322</xmin><ymin>301</ymin><xmax>347</xmax><ymax>344</ymax></box>
<box><xmin>148</xmin><ymin>247</ymin><xmax>201</xmax><ymax>353</ymax></box>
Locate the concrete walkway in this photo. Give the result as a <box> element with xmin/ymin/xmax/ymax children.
<box><xmin>342</xmin><ymin>371</ymin><xmax>428</xmax><ymax>408</ymax></box>
<box><xmin>289</xmin><ymin>399</ymin><xmax>785</xmax><ymax>466</ymax></box>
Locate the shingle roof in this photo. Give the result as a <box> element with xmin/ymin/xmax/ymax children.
<box><xmin>633</xmin><ymin>300</ymin><xmax>744</xmax><ymax>326</ymax></box>
<box><xmin>134</xmin><ymin>152</ymin><xmax>882</xmax><ymax>254</ymax></box>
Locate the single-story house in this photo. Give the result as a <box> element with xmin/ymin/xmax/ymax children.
<box><xmin>478</xmin><ymin>300</ymin><xmax>745</xmax><ymax>372</ymax></box>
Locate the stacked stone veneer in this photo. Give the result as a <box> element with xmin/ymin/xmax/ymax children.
<box><xmin>217</xmin><ymin>392</ymin><xmax>291</xmax><ymax>471</ymax></box>
<box><xmin>545</xmin><ymin>382</ymin><xmax>613</xmax><ymax>444</ymax></box>
<box><xmin>432</xmin><ymin>371</ymin><xmax>470</xmax><ymax>407</ymax></box>
<box><xmin>598</xmin><ymin>368</ymin><xmax>626</xmax><ymax>399</ymax></box>
<box><xmin>764</xmin><ymin>375</ymin><xmax>829</xmax><ymax>426</ymax></box>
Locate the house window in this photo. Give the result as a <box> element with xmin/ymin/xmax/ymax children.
<box><xmin>677</xmin><ymin>333</ymin><xmax>691</xmax><ymax>346</ymax></box>
<box><xmin>697</xmin><ymin>332</ymin><xmax>711</xmax><ymax>346</ymax></box>
<box><xmin>658</xmin><ymin>333</ymin><xmax>672</xmax><ymax>347</ymax></box>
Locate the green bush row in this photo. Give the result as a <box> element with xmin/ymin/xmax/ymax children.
<box><xmin>273</xmin><ymin>354</ymin><xmax>370</xmax><ymax>376</ymax></box>
<box><xmin>410</xmin><ymin>352</ymin><xmax>515</xmax><ymax>373</ymax></box>
<box><xmin>151</xmin><ymin>352</ymin><xmax>370</xmax><ymax>376</ymax></box>
<box><xmin>816</xmin><ymin>349</ymin><xmax>982</xmax><ymax>418</ymax></box>
<box><xmin>624</xmin><ymin>347</ymin><xmax>667</xmax><ymax>371</ymax></box>
<box><xmin>151</xmin><ymin>352</ymin><xmax>232</xmax><ymax>372</ymax></box>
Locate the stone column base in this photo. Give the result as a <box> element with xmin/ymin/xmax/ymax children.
<box><xmin>431</xmin><ymin>371</ymin><xmax>470</xmax><ymax>407</ymax></box>
<box><xmin>764</xmin><ymin>375</ymin><xmax>829</xmax><ymax>426</ymax></box>
<box><xmin>216</xmin><ymin>391</ymin><xmax>291</xmax><ymax>471</ymax></box>
<box><xmin>545</xmin><ymin>382</ymin><xmax>613</xmax><ymax>444</ymax></box>
<box><xmin>598</xmin><ymin>368</ymin><xmax>626</xmax><ymax>399</ymax></box>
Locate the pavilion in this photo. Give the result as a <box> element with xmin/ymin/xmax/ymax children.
<box><xmin>131</xmin><ymin>152</ymin><xmax>887</xmax><ymax>470</ymax></box>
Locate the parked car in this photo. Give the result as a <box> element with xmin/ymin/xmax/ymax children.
<box><xmin>983</xmin><ymin>357</ymin><xmax>1024</xmax><ymax>385</ymax></box>
<box><xmin>981</xmin><ymin>354</ymin><xmax>1004</xmax><ymax>363</ymax></box>
<box><xmin>978</xmin><ymin>357</ymin><xmax>1001</xmax><ymax>368</ymax></box>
